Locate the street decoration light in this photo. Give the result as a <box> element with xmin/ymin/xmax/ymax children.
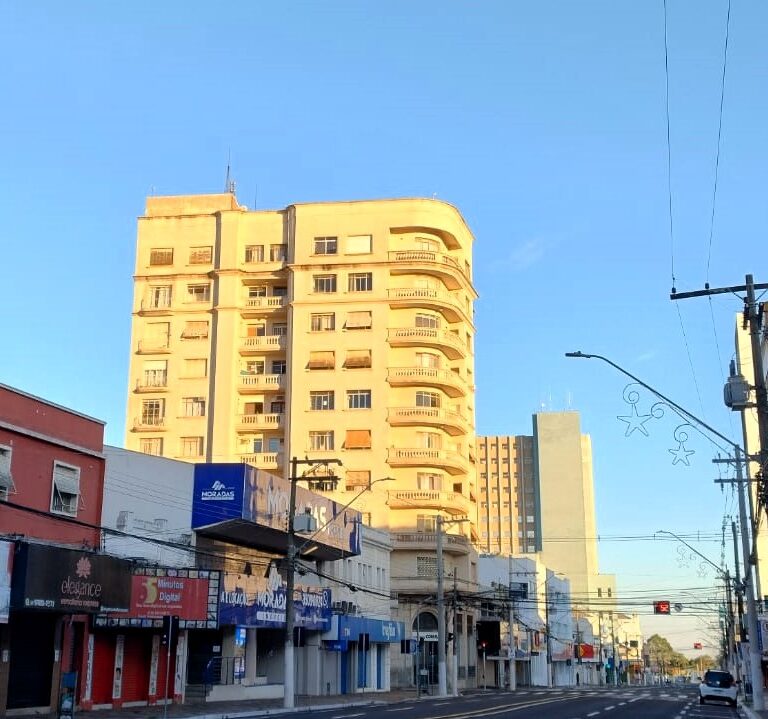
<box><xmin>565</xmin><ymin>351</ymin><xmax>764</xmax><ymax>710</ymax></box>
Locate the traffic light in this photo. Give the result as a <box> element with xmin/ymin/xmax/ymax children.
<box><xmin>653</xmin><ymin>600</ymin><xmax>671</xmax><ymax>615</ymax></box>
<box><xmin>447</xmin><ymin>632</ymin><xmax>454</xmax><ymax>643</ymax></box>
<box><xmin>161</xmin><ymin>614</ymin><xmax>179</xmax><ymax>645</ymax></box>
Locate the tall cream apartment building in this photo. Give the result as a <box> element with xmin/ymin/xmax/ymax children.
<box><xmin>125</xmin><ymin>192</ymin><xmax>480</xmax><ymax>680</ymax></box>
<box><xmin>478</xmin><ymin>413</ymin><xmax>616</xmax><ymax>614</ymax></box>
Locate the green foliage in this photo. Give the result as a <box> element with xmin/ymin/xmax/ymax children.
<box><xmin>646</xmin><ymin>634</ymin><xmax>688</xmax><ymax>670</ymax></box>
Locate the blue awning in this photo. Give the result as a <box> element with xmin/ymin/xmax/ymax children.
<box><xmin>323</xmin><ymin>614</ymin><xmax>405</xmax><ymax>644</ymax></box>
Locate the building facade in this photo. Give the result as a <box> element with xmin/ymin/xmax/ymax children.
<box><xmin>124</xmin><ymin>193</ymin><xmax>480</xmax><ymax>689</ymax></box>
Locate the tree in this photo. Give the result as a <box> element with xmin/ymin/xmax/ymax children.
<box><xmin>646</xmin><ymin>634</ymin><xmax>688</xmax><ymax>673</ymax></box>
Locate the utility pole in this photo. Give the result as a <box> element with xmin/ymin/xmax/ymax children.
<box><xmin>507</xmin><ymin>555</ymin><xmax>516</xmax><ymax>692</ymax></box>
<box><xmin>544</xmin><ymin>575</ymin><xmax>552</xmax><ymax>688</ymax></box>
<box><xmin>452</xmin><ymin>570</ymin><xmax>459</xmax><ymax>697</ymax></box>
<box><xmin>731</xmin><ymin>520</ymin><xmax>746</xmax><ymax>642</ymax></box>
<box><xmin>283</xmin><ymin>456</ymin><xmax>341</xmax><ymax>709</ymax></box>
<box><xmin>610</xmin><ymin>612</ymin><xmax>618</xmax><ymax>686</ymax></box>
<box><xmin>436</xmin><ymin>516</ymin><xmax>447</xmax><ymax>696</ymax></box>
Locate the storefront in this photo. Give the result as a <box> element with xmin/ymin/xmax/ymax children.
<box><xmin>90</xmin><ymin>566</ymin><xmax>220</xmax><ymax>709</ymax></box>
<box><xmin>323</xmin><ymin>615</ymin><xmax>404</xmax><ymax>693</ymax></box>
<box><xmin>5</xmin><ymin>542</ymin><xmax>132</xmax><ymax>713</ymax></box>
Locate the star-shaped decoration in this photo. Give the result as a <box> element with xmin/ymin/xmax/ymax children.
<box><xmin>669</xmin><ymin>442</ymin><xmax>695</xmax><ymax>466</ymax></box>
<box><xmin>617</xmin><ymin>405</ymin><xmax>652</xmax><ymax>437</ymax></box>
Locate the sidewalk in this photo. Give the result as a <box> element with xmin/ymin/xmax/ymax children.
<box><xmin>40</xmin><ymin>690</ymin><xmax>421</xmax><ymax>719</ymax></box>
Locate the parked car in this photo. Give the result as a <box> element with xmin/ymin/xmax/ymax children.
<box><xmin>699</xmin><ymin>669</ymin><xmax>737</xmax><ymax>707</ymax></box>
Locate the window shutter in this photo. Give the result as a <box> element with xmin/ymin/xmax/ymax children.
<box><xmin>346</xmin><ymin>311</ymin><xmax>372</xmax><ymax>329</ymax></box>
<box><xmin>345</xmin><ymin>430</ymin><xmax>372</xmax><ymax>449</ymax></box>
<box><xmin>344</xmin><ymin>350</ymin><xmax>371</xmax><ymax>369</ymax></box>
<box><xmin>308</xmin><ymin>351</ymin><xmax>335</xmax><ymax>369</ymax></box>
<box><xmin>53</xmin><ymin>464</ymin><xmax>80</xmax><ymax>495</ymax></box>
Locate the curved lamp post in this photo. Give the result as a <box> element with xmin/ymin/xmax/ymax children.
<box><xmin>566</xmin><ymin>351</ymin><xmax>764</xmax><ymax>710</ymax></box>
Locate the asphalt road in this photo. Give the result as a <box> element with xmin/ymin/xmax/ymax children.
<box><xmin>291</xmin><ymin>686</ymin><xmax>739</xmax><ymax>719</ymax></box>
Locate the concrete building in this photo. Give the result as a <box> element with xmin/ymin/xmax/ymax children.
<box><xmin>477</xmin><ymin>413</ymin><xmax>616</xmax><ymax>653</ymax></box>
<box><xmin>124</xmin><ymin>192</ymin><xmax>479</xmax><ymax>689</ymax></box>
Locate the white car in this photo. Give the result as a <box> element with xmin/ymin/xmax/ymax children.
<box><xmin>699</xmin><ymin>670</ymin><xmax>738</xmax><ymax>707</ymax></box>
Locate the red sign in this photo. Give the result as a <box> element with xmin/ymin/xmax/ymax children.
<box><xmin>129</xmin><ymin>575</ymin><xmax>210</xmax><ymax>620</ymax></box>
<box><xmin>694</xmin><ymin>642</ymin><xmax>702</xmax><ymax>649</ymax></box>
<box><xmin>653</xmin><ymin>600</ymin><xmax>671</xmax><ymax>615</ymax></box>
<box><xmin>577</xmin><ymin>643</ymin><xmax>595</xmax><ymax>659</ymax></box>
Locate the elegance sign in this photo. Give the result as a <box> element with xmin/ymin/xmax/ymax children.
<box><xmin>11</xmin><ymin>543</ymin><xmax>131</xmax><ymax>613</ymax></box>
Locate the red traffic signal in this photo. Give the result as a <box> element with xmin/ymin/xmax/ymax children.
<box><xmin>693</xmin><ymin>642</ymin><xmax>702</xmax><ymax>649</ymax></box>
<box><xmin>653</xmin><ymin>600</ymin><xmax>671</xmax><ymax>615</ymax></box>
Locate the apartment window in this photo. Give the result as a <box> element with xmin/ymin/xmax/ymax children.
<box><xmin>186</xmin><ymin>284</ymin><xmax>211</xmax><ymax>302</ymax></box>
<box><xmin>347</xmin><ymin>390</ymin><xmax>371</xmax><ymax>409</ymax></box>
<box><xmin>244</xmin><ymin>402</ymin><xmax>264</xmax><ymax>415</ymax></box>
<box><xmin>313</xmin><ymin>236</ymin><xmax>338</xmax><ymax>255</ymax></box>
<box><xmin>145</xmin><ymin>322</ymin><xmax>170</xmax><ymax>348</ymax></box>
<box><xmin>189</xmin><ymin>246</ymin><xmax>212</xmax><ymax>264</ymax></box>
<box><xmin>311</xmin><ymin>313</ymin><xmax>335</xmax><ymax>331</ymax></box>
<box><xmin>0</xmin><ymin>446</ymin><xmax>14</xmax><ymax>500</ymax></box>
<box><xmin>272</xmin><ymin>323</ymin><xmax>287</xmax><ymax>336</ymax></box>
<box><xmin>252</xmin><ymin>438</ymin><xmax>264</xmax><ymax>453</ymax></box>
<box><xmin>273</xmin><ymin>286</ymin><xmax>288</xmax><ymax>297</ymax></box>
<box><xmin>139</xmin><ymin>438</ymin><xmax>163</xmax><ymax>456</ymax></box>
<box><xmin>415</xmin><ymin>313</ymin><xmax>439</xmax><ymax>328</ymax></box>
<box><xmin>416</xmin><ymin>391</ymin><xmax>440</xmax><ymax>408</ymax></box>
<box><xmin>308</xmin><ymin>351</ymin><xmax>335</xmax><ymax>370</ymax></box>
<box><xmin>309</xmin><ymin>431</ymin><xmax>334</xmax><ymax>451</ymax></box>
<box><xmin>245</xmin><ymin>245</ymin><xmax>264</xmax><ymax>263</ymax></box>
<box><xmin>268</xmin><ymin>437</ymin><xmax>283</xmax><ymax>452</ymax></box>
<box><xmin>269</xmin><ymin>244</ymin><xmax>287</xmax><ymax>261</ymax></box>
<box><xmin>149</xmin><ymin>248</ymin><xmax>173</xmax><ymax>266</ymax></box>
<box><xmin>416</xmin><ymin>352</ymin><xmax>440</xmax><ymax>368</ymax></box>
<box><xmin>51</xmin><ymin>462</ymin><xmax>80</xmax><ymax>516</ymax></box>
<box><xmin>181</xmin><ymin>437</ymin><xmax>203</xmax><ymax>458</ymax></box>
<box><xmin>310</xmin><ymin>391</ymin><xmax>335</xmax><ymax>411</ymax></box>
<box><xmin>184</xmin><ymin>358</ymin><xmax>208</xmax><ymax>377</ymax></box>
<box><xmin>271</xmin><ymin>360</ymin><xmax>287</xmax><ymax>374</ymax></box>
<box><xmin>415</xmin><ymin>237</ymin><xmax>440</xmax><ymax>252</ymax></box>
<box><xmin>148</xmin><ymin>285</ymin><xmax>172</xmax><ymax>309</ymax></box>
<box><xmin>345</xmin><ymin>429</ymin><xmax>371</xmax><ymax>449</ymax></box>
<box><xmin>345</xmin><ymin>470</ymin><xmax>370</xmax><ymax>490</ymax></box>
<box><xmin>348</xmin><ymin>272</ymin><xmax>373</xmax><ymax>292</ymax></box>
<box><xmin>141</xmin><ymin>399</ymin><xmax>164</xmax><ymax>425</ymax></box>
<box><xmin>346</xmin><ymin>234</ymin><xmax>372</xmax><ymax>254</ymax></box>
<box><xmin>182</xmin><ymin>397</ymin><xmax>206</xmax><ymax>417</ymax></box>
<box><xmin>248</xmin><ymin>285</ymin><xmax>267</xmax><ymax>298</ymax></box>
<box><xmin>344</xmin><ymin>349</ymin><xmax>371</xmax><ymax>369</ymax></box>
<box><xmin>417</xmin><ymin>431</ymin><xmax>441</xmax><ymax>449</ymax></box>
<box><xmin>417</xmin><ymin>472</ymin><xmax>441</xmax><ymax>490</ymax></box>
<box><xmin>246</xmin><ymin>323</ymin><xmax>266</xmax><ymax>337</ymax></box>
<box><xmin>597</xmin><ymin>588</ymin><xmax>602</xmax><ymax>598</ymax></box>
<box><xmin>271</xmin><ymin>397</ymin><xmax>285</xmax><ymax>414</ymax></box>
<box><xmin>142</xmin><ymin>360</ymin><xmax>167</xmax><ymax>387</ymax></box>
<box><xmin>182</xmin><ymin>321</ymin><xmax>209</xmax><ymax>339</ymax></box>
<box><xmin>245</xmin><ymin>360</ymin><xmax>265</xmax><ymax>375</ymax></box>
<box><xmin>416</xmin><ymin>556</ymin><xmax>437</xmax><ymax>577</ymax></box>
<box><xmin>346</xmin><ymin>311</ymin><xmax>372</xmax><ymax>330</ymax></box>
<box><xmin>313</xmin><ymin>274</ymin><xmax>337</xmax><ymax>293</ymax></box>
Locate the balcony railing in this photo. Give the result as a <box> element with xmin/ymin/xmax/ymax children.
<box><xmin>390</xmin><ymin>532</ymin><xmax>470</xmax><ymax>554</ymax></box>
<box><xmin>387</xmin><ymin>327</ymin><xmax>467</xmax><ymax>359</ymax></box>
<box><xmin>239</xmin><ymin>335</ymin><xmax>286</xmax><ymax>353</ymax></box>
<box><xmin>388</xmin><ymin>489</ymin><xmax>469</xmax><ymax>514</ymax></box>
<box><xmin>240</xmin><ymin>452</ymin><xmax>283</xmax><ymax>469</ymax></box>
<box><xmin>135</xmin><ymin>376</ymin><xmax>168</xmax><ymax>392</ymax></box>
<box><xmin>387</xmin><ymin>287</ymin><xmax>468</xmax><ymax>323</ymax></box>
<box><xmin>386</xmin><ymin>447</ymin><xmax>469</xmax><ymax>475</ymax></box>
<box><xmin>132</xmin><ymin>416</ymin><xmax>166</xmax><ymax>431</ymax></box>
<box><xmin>236</xmin><ymin>413</ymin><xmax>284</xmax><ymax>430</ymax></box>
<box><xmin>387</xmin><ymin>406</ymin><xmax>469</xmax><ymax>436</ymax></box>
<box><xmin>244</xmin><ymin>297</ymin><xmax>287</xmax><ymax>310</ymax></box>
<box><xmin>388</xmin><ymin>250</ymin><xmax>467</xmax><ymax>287</ymax></box>
<box><xmin>136</xmin><ymin>340</ymin><xmax>171</xmax><ymax>354</ymax></box>
<box><xmin>386</xmin><ymin>367</ymin><xmax>467</xmax><ymax>397</ymax></box>
<box><xmin>238</xmin><ymin>374</ymin><xmax>285</xmax><ymax>392</ymax></box>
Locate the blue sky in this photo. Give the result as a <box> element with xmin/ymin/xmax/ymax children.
<box><xmin>2</xmin><ymin>1</ymin><xmax>766</xmax><ymax>653</ymax></box>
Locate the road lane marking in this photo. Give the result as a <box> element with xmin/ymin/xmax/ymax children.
<box><xmin>587</xmin><ymin>713</ymin><xmax>600</xmax><ymax>717</ymax></box>
<box><xmin>332</xmin><ymin>714</ymin><xmax>365</xmax><ymax>718</ymax></box>
<box><xmin>605</xmin><ymin>706</ymin><xmax>615</xmax><ymax>710</ymax></box>
<box><xmin>386</xmin><ymin>707</ymin><xmax>414</xmax><ymax>712</ymax></box>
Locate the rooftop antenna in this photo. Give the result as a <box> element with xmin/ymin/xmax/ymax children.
<box><xmin>225</xmin><ymin>149</ymin><xmax>236</xmax><ymax>194</ymax></box>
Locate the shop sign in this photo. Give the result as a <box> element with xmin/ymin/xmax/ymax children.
<box><xmin>95</xmin><ymin>568</ymin><xmax>220</xmax><ymax>629</ymax></box>
<box><xmin>11</xmin><ymin>543</ymin><xmax>131</xmax><ymax>613</ymax></box>
<box><xmin>219</xmin><ymin>567</ymin><xmax>331</xmax><ymax>629</ymax></box>
<box><xmin>0</xmin><ymin>540</ymin><xmax>12</xmax><ymax>623</ymax></box>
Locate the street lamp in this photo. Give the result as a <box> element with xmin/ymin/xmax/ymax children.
<box><xmin>283</xmin><ymin>458</ymin><xmax>391</xmax><ymax>709</ymax></box>
<box><xmin>436</xmin><ymin>514</ymin><xmax>469</xmax><ymax>697</ymax></box>
<box><xmin>565</xmin><ymin>351</ymin><xmax>764</xmax><ymax>710</ymax></box>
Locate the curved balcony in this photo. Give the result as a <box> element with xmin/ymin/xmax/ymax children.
<box><xmin>388</xmin><ymin>250</ymin><xmax>468</xmax><ymax>290</ymax></box>
<box><xmin>387</xmin><ymin>327</ymin><xmax>467</xmax><ymax>360</ymax></box>
<box><xmin>387</xmin><ymin>407</ymin><xmax>469</xmax><ymax>436</ymax></box>
<box><xmin>238</xmin><ymin>374</ymin><xmax>285</xmax><ymax>393</ymax></box>
<box><xmin>236</xmin><ymin>413</ymin><xmax>284</xmax><ymax>432</ymax></box>
<box><xmin>388</xmin><ymin>489</ymin><xmax>470</xmax><ymax>515</ymax></box>
<box><xmin>391</xmin><ymin>532</ymin><xmax>470</xmax><ymax>555</ymax></box>
<box><xmin>387</xmin><ymin>447</ymin><xmax>469</xmax><ymax>476</ymax></box>
<box><xmin>239</xmin><ymin>452</ymin><xmax>283</xmax><ymax>471</ymax></box>
<box><xmin>239</xmin><ymin>335</ymin><xmax>286</xmax><ymax>355</ymax></box>
<box><xmin>387</xmin><ymin>367</ymin><xmax>467</xmax><ymax>398</ymax></box>
<box><xmin>138</xmin><ymin>300</ymin><xmax>173</xmax><ymax>316</ymax></box>
<box><xmin>387</xmin><ymin>288</ymin><xmax>469</xmax><ymax>324</ymax></box>
<box><xmin>241</xmin><ymin>296</ymin><xmax>287</xmax><ymax>317</ymax></box>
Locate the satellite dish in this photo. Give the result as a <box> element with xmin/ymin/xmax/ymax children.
<box><xmin>674</xmin><ymin>603</ymin><xmax>683</xmax><ymax>612</ymax></box>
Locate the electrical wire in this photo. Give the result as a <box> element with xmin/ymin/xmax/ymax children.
<box><xmin>662</xmin><ymin>0</ymin><xmax>676</xmax><ymax>292</ymax></box>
